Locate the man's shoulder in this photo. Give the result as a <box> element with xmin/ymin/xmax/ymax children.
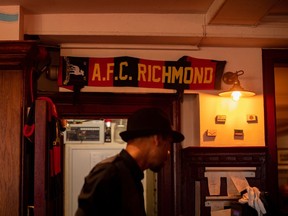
<box><xmin>90</xmin><ymin>155</ymin><xmax>118</xmax><ymax>174</ymax></box>
<box><xmin>87</xmin><ymin>154</ymin><xmax>126</xmax><ymax>180</ymax></box>
<box><xmin>98</xmin><ymin>154</ymin><xmax>118</xmax><ymax>165</ymax></box>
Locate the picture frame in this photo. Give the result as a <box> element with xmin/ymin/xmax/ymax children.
<box><xmin>278</xmin><ymin>149</ymin><xmax>288</xmax><ymax>164</ymax></box>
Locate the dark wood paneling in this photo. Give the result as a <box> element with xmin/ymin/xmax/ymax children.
<box><xmin>0</xmin><ymin>70</ymin><xmax>23</xmax><ymax>216</ymax></box>
<box><xmin>262</xmin><ymin>49</ymin><xmax>288</xmax><ymax>213</ymax></box>
<box><xmin>0</xmin><ymin>41</ymin><xmax>38</xmax><ymax>70</ymax></box>
<box><xmin>34</xmin><ymin>100</ymin><xmax>48</xmax><ymax>216</ymax></box>
<box><xmin>0</xmin><ymin>41</ymin><xmax>59</xmax><ymax>216</ymax></box>
<box><xmin>37</xmin><ymin>92</ymin><xmax>177</xmax><ymax>118</ymax></box>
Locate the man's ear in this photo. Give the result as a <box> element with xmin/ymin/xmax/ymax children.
<box><xmin>154</xmin><ymin>134</ymin><xmax>161</xmax><ymax>146</ymax></box>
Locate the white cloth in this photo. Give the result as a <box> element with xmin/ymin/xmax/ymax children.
<box><xmin>238</xmin><ymin>186</ymin><xmax>266</xmax><ymax>216</ymax></box>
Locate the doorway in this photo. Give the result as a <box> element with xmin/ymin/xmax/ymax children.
<box><xmin>262</xmin><ymin>49</ymin><xmax>288</xmax><ymax>215</ymax></box>
<box><xmin>32</xmin><ymin>91</ymin><xmax>181</xmax><ymax>216</ymax></box>
<box><xmin>62</xmin><ymin>118</ymin><xmax>157</xmax><ymax>216</ymax></box>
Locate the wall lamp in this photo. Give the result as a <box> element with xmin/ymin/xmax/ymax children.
<box><xmin>219</xmin><ymin>70</ymin><xmax>255</xmax><ymax>101</ymax></box>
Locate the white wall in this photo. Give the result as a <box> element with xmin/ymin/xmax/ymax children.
<box><xmin>0</xmin><ymin>6</ymin><xmax>23</xmax><ymax>40</ymax></box>
<box><xmin>200</xmin><ymin>94</ymin><xmax>264</xmax><ymax>147</ymax></box>
<box><xmin>61</xmin><ymin>46</ymin><xmax>265</xmax><ymax>147</ymax></box>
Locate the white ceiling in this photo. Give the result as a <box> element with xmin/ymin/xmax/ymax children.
<box><xmin>0</xmin><ymin>0</ymin><xmax>287</xmax><ymax>17</ymax></box>
<box><xmin>1</xmin><ymin>0</ymin><xmax>288</xmax><ymax>47</ymax></box>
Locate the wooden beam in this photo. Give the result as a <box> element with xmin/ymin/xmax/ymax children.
<box><xmin>34</xmin><ymin>100</ymin><xmax>47</xmax><ymax>216</ymax></box>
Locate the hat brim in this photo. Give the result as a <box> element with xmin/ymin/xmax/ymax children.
<box><xmin>120</xmin><ymin>129</ymin><xmax>184</xmax><ymax>143</ymax></box>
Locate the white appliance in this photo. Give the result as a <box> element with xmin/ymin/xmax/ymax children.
<box><xmin>64</xmin><ymin>143</ymin><xmax>124</xmax><ymax>216</ymax></box>
<box><xmin>64</xmin><ymin>119</ymin><xmax>126</xmax><ymax>216</ymax></box>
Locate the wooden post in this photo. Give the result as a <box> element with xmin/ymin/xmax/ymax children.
<box><xmin>34</xmin><ymin>100</ymin><xmax>47</xmax><ymax>216</ymax></box>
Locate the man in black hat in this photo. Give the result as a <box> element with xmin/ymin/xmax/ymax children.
<box><xmin>75</xmin><ymin>107</ymin><xmax>184</xmax><ymax>216</ymax></box>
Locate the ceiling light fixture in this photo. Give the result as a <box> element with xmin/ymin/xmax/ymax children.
<box><xmin>219</xmin><ymin>70</ymin><xmax>255</xmax><ymax>101</ymax></box>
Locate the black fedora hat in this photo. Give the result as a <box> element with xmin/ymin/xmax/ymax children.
<box><xmin>120</xmin><ymin>107</ymin><xmax>184</xmax><ymax>143</ymax></box>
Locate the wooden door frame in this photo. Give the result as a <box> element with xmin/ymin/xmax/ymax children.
<box><xmin>34</xmin><ymin>100</ymin><xmax>48</xmax><ymax>215</ymax></box>
<box><xmin>39</xmin><ymin>91</ymin><xmax>183</xmax><ymax>216</ymax></box>
<box><xmin>262</xmin><ymin>49</ymin><xmax>288</xmax><ymax>204</ymax></box>
<box><xmin>0</xmin><ymin>41</ymin><xmax>52</xmax><ymax>216</ymax></box>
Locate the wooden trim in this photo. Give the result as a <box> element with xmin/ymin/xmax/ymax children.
<box><xmin>0</xmin><ymin>41</ymin><xmax>38</xmax><ymax>70</ymax></box>
<box><xmin>37</xmin><ymin>92</ymin><xmax>178</xmax><ymax>118</ymax></box>
<box><xmin>182</xmin><ymin>147</ymin><xmax>267</xmax><ymax>164</ymax></box>
<box><xmin>34</xmin><ymin>100</ymin><xmax>47</xmax><ymax>216</ymax></box>
<box><xmin>0</xmin><ymin>41</ymin><xmax>55</xmax><ymax>216</ymax></box>
<box><xmin>0</xmin><ymin>70</ymin><xmax>23</xmax><ymax>216</ymax></box>
<box><xmin>156</xmin><ymin>100</ymin><xmax>182</xmax><ymax>216</ymax></box>
<box><xmin>173</xmin><ymin>99</ymin><xmax>182</xmax><ymax>216</ymax></box>
<box><xmin>262</xmin><ymin>49</ymin><xmax>288</xmax><ymax>204</ymax></box>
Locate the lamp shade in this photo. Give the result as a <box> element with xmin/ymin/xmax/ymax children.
<box><xmin>219</xmin><ymin>71</ymin><xmax>255</xmax><ymax>101</ymax></box>
<box><xmin>219</xmin><ymin>89</ymin><xmax>255</xmax><ymax>101</ymax></box>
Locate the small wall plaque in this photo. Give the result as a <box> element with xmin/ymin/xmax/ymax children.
<box><xmin>234</xmin><ymin>129</ymin><xmax>243</xmax><ymax>136</ymax></box>
<box><xmin>247</xmin><ymin>114</ymin><xmax>258</xmax><ymax>123</ymax></box>
<box><xmin>215</xmin><ymin>115</ymin><xmax>226</xmax><ymax>124</ymax></box>
<box><xmin>206</xmin><ymin>129</ymin><xmax>217</xmax><ymax>137</ymax></box>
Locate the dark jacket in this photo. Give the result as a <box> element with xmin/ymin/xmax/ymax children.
<box><xmin>75</xmin><ymin>149</ymin><xmax>146</xmax><ymax>216</ymax></box>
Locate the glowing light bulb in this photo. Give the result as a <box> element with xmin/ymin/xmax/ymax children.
<box><xmin>219</xmin><ymin>70</ymin><xmax>255</xmax><ymax>101</ymax></box>
<box><xmin>231</xmin><ymin>91</ymin><xmax>241</xmax><ymax>101</ymax></box>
